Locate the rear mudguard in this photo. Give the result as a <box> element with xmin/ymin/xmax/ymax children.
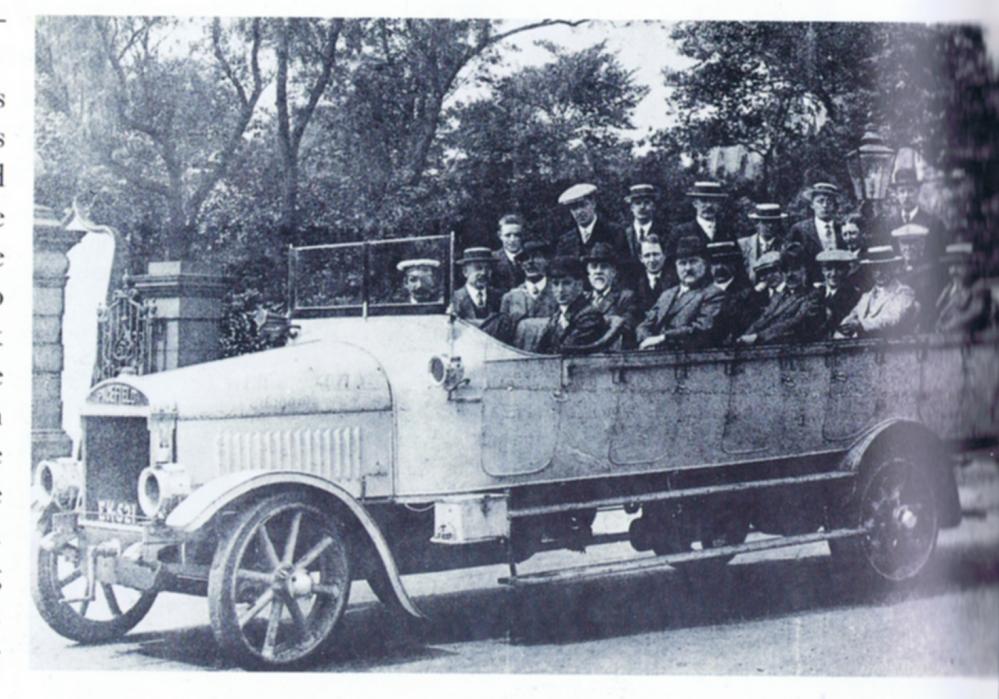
<box><xmin>840</xmin><ymin>418</ymin><xmax>961</xmax><ymax>528</ymax></box>
<box><xmin>166</xmin><ymin>470</ymin><xmax>424</xmax><ymax>619</ymax></box>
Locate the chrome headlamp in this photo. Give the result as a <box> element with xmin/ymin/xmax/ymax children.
<box><xmin>33</xmin><ymin>458</ymin><xmax>83</xmax><ymax>510</ymax></box>
<box><xmin>137</xmin><ymin>462</ymin><xmax>191</xmax><ymax>519</ymax></box>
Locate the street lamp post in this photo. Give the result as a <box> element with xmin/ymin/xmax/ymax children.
<box><xmin>846</xmin><ymin>126</ymin><xmax>897</xmax><ymax>226</ymax></box>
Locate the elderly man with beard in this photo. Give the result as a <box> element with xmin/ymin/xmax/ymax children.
<box><xmin>554</xmin><ymin>183</ymin><xmax>629</xmax><ymax>263</ymax></box>
<box><xmin>836</xmin><ymin>246</ymin><xmax>918</xmax><ymax>338</ymax></box>
<box><xmin>814</xmin><ymin>250</ymin><xmax>862</xmax><ymax>337</ymax></box>
<box><xmin>708</xmin><ymin>240</ymin><xmax>764</xmax><ymax>345</ymax></box>
<box><xmin>537</xmin><ymin>256</ymin><xmax>609</xmax><ymax>355</ymax></box>
<box><xmin>491</xmin><ymin>213</ymin><xmax>527</xmax><ymax>292</ymax></box>
<box><xmin>584</xmin><ymin>242</ymin><xmax>642</xmax><ymax>348</ymax></box>
<box><xmin>500</xmin><ymin>240</ymin><xmax>559</xmax><ymax>350</ymax></box>
<box><xmin>736</xmin><ymin>243</ymin><xmax>825</xmax><ymax>346</ymax></box>
<box><xmin>935</xmin><ymin>242</ymin><xmax>992</xmax><ymax>336</ymax></box>
<box><xmin>636</xmin><ymin>235</ymin><xmax>724</xmax><ymax>351</ymax></box>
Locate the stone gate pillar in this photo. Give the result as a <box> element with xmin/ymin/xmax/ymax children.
<box><xmin>131</xmin><ymin>261</ymin><xmax>225</xmax><ymax>371</ymax></box>
<box><xmin>33</xmin><ymin>204</ymin><xmax>85</xmax><ymax>468</ymax></box>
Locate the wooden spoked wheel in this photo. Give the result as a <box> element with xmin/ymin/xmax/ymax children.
<box><xmin>207</xmin><ymin>493</ymin><xmax>352</xmax><ymax>669</ymax></box>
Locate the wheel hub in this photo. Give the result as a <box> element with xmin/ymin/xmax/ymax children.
<box><xmin>894</xmin><ymin>505</ymin><xmax>918</xmax><ymax>530</ymax></box>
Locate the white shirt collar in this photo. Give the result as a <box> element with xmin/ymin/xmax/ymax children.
<box><xmin>647</xmin><ymin>271</ymin><xmax>661</xmax><ymax>286</ymax></box>
<box><xmin>634</xmin><ymin>219</ymin><xmax>652</xmax><ymax>238</ymax></box>
<box><xmin>696</xmin><ymin>215</ymin><xmax>716</xmax><ymax>237</ymax></box>
<box><xmin>715</xmin><ymin>278</ymin><xmax>734</xmax><ymax>292</ymax></box>
<box><xmin>526</xmin><ymin>277</ymin><xmax>547</xmax><ymax>296</ymax></box>
<box><xmin>505</xmin><ymin>250</ymin><xmax>518</xmax><ymax>264</ymax></box>
<box><xmin>465</xmin><ymin>283</ymin><xmax>486</xmax><ymax>305</ymax></box>
<box><xmin>579</xmin><ymin>218</ymin><xmax>597</xmax><ymax>242</ymax></box>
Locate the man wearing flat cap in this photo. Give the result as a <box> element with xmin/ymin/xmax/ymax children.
<box><xmin>878</xmin><ymin>168</ymin><xmax>947</xmax><ymax>258</ymax></box>
<box><xmin>739</xmin><ymin>203</ymin><xmax>790</xmax><ymax>283</ymax></box>
<box><xmin>554</xmin><ymin>183</ymin><xmax>629</xmax><ymax>263</ymax></box>
<box><xmin>451</xmin><ymin>247</ymin><xmax>513</xmax><ymax>342</ymax></box>
<box><xmin>636</xmin><ymin>234</ymin><xmax>724</xmax><ymax>351</ymax></box>
<box><xmin>735</xmin><ymin>243</ymin><xmax>824</xmax><ymax>346</ymax></box>
<box><xmin>584</xmin><ymin>242</ymin><xmax>642</xmax><ymax>348</ymax></box>
<box><xmin>709</xmin><ymin>240</ymin><xmax>764</xmax><ymax>344</ymax></box>
<box><xmin>537</xmin><ymin>256</ymin><xmax>609</xmax><ymax>355</ymax></box>
<box><xmin>491</xmin><ymin>213</ymin><xmax>527</xmax><ymax>293</ymax></box>
<box><xmin>836</xmin><ymin>246</ymin><xmax>917</xmax><ymax>338</ymax></box>
<box><xmin>814</xmin><ymin>249</ymin><xmax>862</xmax><ymax>337</ymax></box>
<box><xmin>671</xmin><ymin>181</ymin><xmax>735</xmax><ymax>254</ymax></box>
<box><xmin>397</xmin><ymin>258</ymin><xmax>442</xmax><ymax>305</ymax></box>
<box><xmin>893</xmin><ymin>223</ymin><xmax>945</xmax><ymax>332</ymax></box>
<box><xmin>935</xmin><ymin>242</ymin><xmax>991</xmax><ymax>336</ymax></box>
<box><xmin>500</xmin><ymin>239</ymin><xmax>559</xmax><ymax>350</ymax></box>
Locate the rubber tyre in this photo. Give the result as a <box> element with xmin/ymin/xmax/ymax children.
<box><xmin>31</xmin><ymin>526</ymin><xmax>157</xmax><ymax>644</ymax></box>
<box><xmin>207</xmin><ymin>492</ymin><xmax>352</xmax><ymax>670</ymax></box>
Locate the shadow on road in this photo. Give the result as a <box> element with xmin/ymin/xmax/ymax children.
<box><xmin>124</xmin><ymin>535</ymin><xmax>999</xmax><ymax>671</ymax></box>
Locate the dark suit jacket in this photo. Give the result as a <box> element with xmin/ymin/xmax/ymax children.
<box><xmin>491</xmin><ymin>248</ymin><xmax>525</xmax><ymax>292</ymax></box>
<box><xmin>500</xmin><ymin>280</ymin><xmax>558</xmax><ymax>325</ymax></box>
<box><xmin>537</xmin><ymin>295</ymin><xmax>609</xmax><ymax>355</ymax></box>
<box><xmin>715</xmin><ymin>279</ymin><xmax>767</xmax><ymax>344</ymax></box>
<box><xmin>451</xmin><ymin>285</ymin><xmax>503</xmax><ymax>320</ymax></box>
<box><xmin>743</xmin><ymin>285</ymin><xmax>825</xmax><ymax>344</ymax></box>
<box><xmin>635</xmin><ymin>272</ymin><xmax>669</xmax><ymax>313</ymax></box>
<box><xmin>554</xmin><ymin>218</ymin><xmax>631</xmax><ymax>264</ymax></box>
<box><xmin>589</xmin><ymin>285</ymin><xmax>641</xmax><ymax>348</ymax></box>
<box><xmin>815</xmin><ymin>283</ymin><xmax>863</xmax><ymax>337</ymax></box>
<box><xmin>636</xmin><ymin>281</ymin><xmax>724</xmax><ymax>350</ymax></box>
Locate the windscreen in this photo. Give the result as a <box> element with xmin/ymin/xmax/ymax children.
<box><xmin>290</xmin><ymin>235</ymin><xmax>452</xmax><ymax>316</ymax></box>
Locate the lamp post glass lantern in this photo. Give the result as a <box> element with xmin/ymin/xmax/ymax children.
<box><xmin>847</xmin><ymin>127</ymin><xmax>897</xmax><ymax>203</ymax></box>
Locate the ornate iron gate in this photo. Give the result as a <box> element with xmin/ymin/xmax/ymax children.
<box><xmin>93</xmin><ymin>287</ymin><xmax>159</xmax><ymax>383</ymax></box>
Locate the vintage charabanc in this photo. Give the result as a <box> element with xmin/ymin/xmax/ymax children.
<box><xmin>32</xmin><ymin>234</ymin><xmax>999</xmax><ymax>669</ymax></box>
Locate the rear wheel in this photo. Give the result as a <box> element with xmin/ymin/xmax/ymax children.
<box><xmin>31</xmin><ymin>525</ymin><xmax>157</xmax><ymax>643</ymax></box>
<box><xmin>207</xmin><ymin>493</ymin><xmax>352</xmax><ymax>670</ymax></box>
<box><xmin>831</xmin><ymin>456</ymin><xmax>939</xmax><ymax>584</ymax></box>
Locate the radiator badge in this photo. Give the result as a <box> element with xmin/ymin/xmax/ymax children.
<box><xmin>88</xmin><ymin>382</ymin><xmax>148</xmax><ymax>406</ymax></box>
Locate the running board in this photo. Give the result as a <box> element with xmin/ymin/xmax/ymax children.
<box><xmin>507</xmin><ymin>472</ymin><xmax>855</xmax><ymax>520</ymax></box>
<box><xmin>498</xmin><ymin>528</ymin><xmax>866</xmax><ymax>587</ymax></box>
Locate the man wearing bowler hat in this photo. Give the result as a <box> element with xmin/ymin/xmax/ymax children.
<box><xmin>671</xmin><ymin>181</ymin><xmax>734</xmax><ymax>253</ymax></box>
<box><xmin>739</xmin><ymin>203</ymin><xmax>790</xmax><ymax>283</ymax></box>
<box><xmin>836</xmin><ymin>245</ymin><xmax>917</xmax><ymax>338</ymax></box>
<box><xmin>500</xmin><ymin>239</ymin><xmax>559</xmax><ymax>350</ymax></box>
<box><xmin>636</xmin><ymin>234</ymin><xmax>724</xmax><ymax>351</ymax></box>
<box><xmin>537</xmin><ymin>256</ymin><xmax>609</xmax><ymax>355</ymax></box>
<box><xmin>880</xmin><ymin>168</ymin><xmax>947</xmax><ymax>257</ymax></box>
<box><xmin>735</xmin><ymin>243</ymin><xmax>824</xmax><ymax>346</ymax></box>
<box><xmin>814</xmin><ymin>249</ymin><xmax>862</xmax><ymax>337</ymax></box>
<box><xmin>554</xmin><ymin>183</ymin><xmax>629</xmax><ymax>263</ymax></box>
<box><xmin>584</xmin><ymin>242</ymin><xmax>642</xmax><ymax>348</ymax></box>
<box><xmin>451</xmin><ymin>246</ymin><xmax>513</xmax><ymax>342</ymax></box>
<box><xmin>709</xmin><ymin>240</ymin><xmax>764</xmax><ymax>344</ymax></box>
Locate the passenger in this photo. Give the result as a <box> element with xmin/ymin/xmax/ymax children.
<box><xmin>835</xmin><ymin>246</ymin><xmax>917</xmax><ymax>338</ymax></box>
<box><xmin>500</xmin><ymin>239</ymin><xmax>559</xmax><ymax>351</ymax></box>
<box><xmin>451</xmin><ymin>247</ymin><xmax>513</xmax><ymax>342</ymax></box>
<box><xmin>635</xmin><ymin>235</ymin><xmax>671</xmax><ymax>313</ymax></box>
<box><xmin>750</xmin><ymin>250</ymin><xmax>785</xmax><ymax>302</ymax></box>
<box><xmin>554</xmin><ymin>183</ymin><xmax>629</xmax><ymax>263</ymax></box>
<box><xmin>893</xmin><ymin>223</ymin><xmax>945</xmax><ymax>332</ymax></box>
<box><xmin>584</xmin><ymin>242</ymin><xmax>642</xmax><ymax>348</ymax></box>
<box><xmin>935</xmin><ymin>242</ymin><xmax>992</xmax><ymax>336</ymax></box>
<box><xmin>789</xmin><ymin>181</ymin><xmax>846</xmax><ymax>256</ymax></box>
<box><xmin>671</xmin><ymin>181</ymin><xmax>735</xmax><ymax>255</ymax></box>
<box><xmin>491</xmin><ymin>213</ymin><xmax>527</xmax><ymax>292</ymax></box>
<box><xmin>397</xmin><ymin>259</ymin><xmax>442</xmax><ymax>304</ymax></box>
<box><xmin>621</xmin><ymin>184</ymin><xmax>671</xmax><ymax>289</ymax></box>
<box><xmin>709</xmin><ymin>240</ymin><xmax>766</xmax><ymax>345</ymax></box>
<box><xmin>537</xmin><ymin>256</ymin><xmax>610</xmax><ymax>354</ymax></box>
<box><xmin>738</xmin><ymin>203</ymin><xmax>789</xmax><ymax>283</ymax></box>
<box><xmin>735</xmin><ymin>243</ymin><xmax>824</xmax><ymax>346</ymax></box>
<box><xmin>636</xmin><ymin>235</ymin><xmax>724</xmax><ymax>351</ymax></box>
<box><xmin>814</xmin><ymin>250</ymin><xmax>862</xmax><ymax>337</ymax></box>
<box><xmin>839</xmin><ymin>211</ymin><xmax>867</xmax><ymax>287</ymax></box>
<box><xmin>877</xmin><ymin>168</ymin><xmax>947</xmax><ymax>258</ymax></box>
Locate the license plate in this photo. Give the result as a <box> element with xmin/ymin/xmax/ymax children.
<box><xmin>97</xmin><ymin>499</ymin><xmax>139</xmax><ymax>525</ymax></box>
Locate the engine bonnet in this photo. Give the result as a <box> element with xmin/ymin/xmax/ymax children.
<box><xmin>83</xmin><ymin>339</ymin><xmax>392</xmax><ymax>419</ymax></box>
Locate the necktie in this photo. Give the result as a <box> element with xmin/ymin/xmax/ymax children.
<box><xmin>475</xmin><ymin>290</ymin><xmax>485</xmax><ymax>308</ymax></box>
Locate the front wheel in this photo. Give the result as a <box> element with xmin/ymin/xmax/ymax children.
<box><xmin>207</xmin><ymin>493</ymin><xmax>352</xmax><ymax>670</ymax></box>
<box><xmin>831</xmin><ymin>456</ymin><xmax>940</xmax><ymax>584</ymax></box>
<box><xmin>31</xmin><ymin>525</ymin><xmax>157</xmax><ymax>643</ymax></box>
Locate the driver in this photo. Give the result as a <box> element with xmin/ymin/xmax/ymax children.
<box><xmin>397</xmin><ymin>258</ymin><xmax>442</xmax><ymax>304</ymax></box>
